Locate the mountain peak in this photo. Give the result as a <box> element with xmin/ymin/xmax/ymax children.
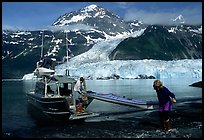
<box><xmin>82</xmin><ymin>4</ymin><xmax>98</xmax><ymax>12</ymax></box>
<box><xmin>172</xmin><ymin>14</ymin><xmax>185</xmax><ymax>24</ymax></box>
<box><xmin>52</xmin><ymin>4</ymin><xmax>133</xmax><ymax>35</ymax></box>
<box><xmin>53</xmin><ymin>4</ymin><xmax>110</xmax><ymax>26</ymax></box>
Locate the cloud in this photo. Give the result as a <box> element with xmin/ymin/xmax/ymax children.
<box><xmin>47</xmin><ymin>24</ymin><xmax>94</xmax><ymax>32</ymax></box>
<box><xmin>124</xmin><ymin>7</ymin><xmax>202</xmax><ymax>25</ymax></box>
<box><xmin>2</xmin><ymin>23</ymin><xmax>95</xmax><ymax>32</ymax></box>
<box><xmin>2</xmin><ymin>24</ymin><xmax>46</xmax><ymax>31</ymax></box>
<box><xmin>2</xmin><ymin>25</ymin><xmax>17</xmax><ymax>31</ymax></box>
<box><xmin>116</xmin><ymin>2</ymin><xmax>129</xmax><ymax>9</ymax></box>
<box><xmin>2</xmin><ymin>25</ymin><xmax>29</xmax><ymax>31</ymax></box>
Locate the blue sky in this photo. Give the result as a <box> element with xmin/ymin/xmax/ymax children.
<box><xmin>2</xmin><ymin>2</ymin><xmax>202</xmax><ymax>30</ymax></box>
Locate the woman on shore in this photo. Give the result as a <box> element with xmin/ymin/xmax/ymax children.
<box><xmin>153</xmin><ymin>80</ymin><xmax>177</xmax><ymax>131</ymax></box>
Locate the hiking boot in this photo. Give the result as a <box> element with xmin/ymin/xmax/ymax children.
<box><xmin>75</xmin><ymin>105</ymin><xmax>81</xmax><ymax>114</ymax></box>
<box><xmin>162</xmin><ymin>120</ymin><xmax>167</xmax><ymax>131</ymax></box>
<box><xmin>79</xmin><ymin>103</ymin><xmax>85</xmax><ymax>113</ymax></box>
<box><xmin>165</xmin><ymin>119</ymin><xmax>172</xmax><ymax>131</ymax></box>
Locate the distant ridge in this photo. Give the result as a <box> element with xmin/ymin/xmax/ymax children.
<box><xmin>2</xmin><ymin>79</ymin><xmax>23</xmax><ymax>82</ymax></box>
<box><xmin>189</xmin><ymin>81</ymin><xmax>202</xmax><ymax>88</ymax></box>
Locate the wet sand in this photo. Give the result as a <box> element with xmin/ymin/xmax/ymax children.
<box><xmin>68</xmin><ymin>99</ymin><xmax>202</xmax><ymax>138</ymax></box>
<box><xmin>23</xmin><ymin>99</ymin><xmax>202</xmax><ymax>138</ymax></box>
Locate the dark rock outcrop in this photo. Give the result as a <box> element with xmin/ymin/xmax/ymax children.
<box><xmin>189</xmin><ymin>81</ymin><xmax>202</xmax><ymax>88</ymax></box>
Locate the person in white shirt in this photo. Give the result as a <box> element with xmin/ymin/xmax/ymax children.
<box><xmin>74</xmin><ymin>77</ymin><xmax>87</xmax><ymax>113</ymax></box>
<box><xmin>74</xmin><ymin>77</ymin><xmax>86</xmax><ymax>95</ymax></box>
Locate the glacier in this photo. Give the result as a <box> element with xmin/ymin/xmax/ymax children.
<box><xmin>22</xmin><ymin>29</ymin><xmax>202</xmax><ymax>80</ymax></box>
<box><xmin>22</xmin><ymin>58</ymin><xmax>202</xmax><ymax>80</ymax></box>
<box><xmin>53</xmin><ymin>59</ymin><xmax>202</xmax><ymax>80</ymax></box>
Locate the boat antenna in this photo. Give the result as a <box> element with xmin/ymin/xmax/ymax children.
<box><xmin>65</xmin><ymin>32</ymin><xmax>69</xmax><ymax>76</ymax></box>
<box><xmin>40</xmin><ymin>30</ymin><xmax>44</xmax><ymax>58</ymax></box>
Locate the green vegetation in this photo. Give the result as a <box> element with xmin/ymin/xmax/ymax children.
<box><xmin>109</xmin><ymin>25</ymin><xmax>202</xmax><ymax>60</ymax></box>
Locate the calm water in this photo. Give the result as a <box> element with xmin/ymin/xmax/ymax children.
<box><xmin>2</xmin><ymin>78</ymin><xmax>202</xmax><ymax>138</ymax></box>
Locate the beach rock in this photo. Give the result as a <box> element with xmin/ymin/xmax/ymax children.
<box><xmin>189</xmin><ymin>81</ymin><xmax>202</xmax><ymax>88</ymax></box>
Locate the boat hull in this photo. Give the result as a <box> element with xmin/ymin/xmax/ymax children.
<box><xmin>26</xmin><ymin>93</ymin><xmax>72</xmax><ymax>121</ymax></box>
<box><xmin>26</xmin><ymin>92</ymin><xmax>97</xmax><ymax>122</ymax></box>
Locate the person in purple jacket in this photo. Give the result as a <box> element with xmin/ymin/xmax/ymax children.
<box><xmin>153</xmin><ymin>80</ymin><xmax>177</xmax><ymax>131</ymax></box>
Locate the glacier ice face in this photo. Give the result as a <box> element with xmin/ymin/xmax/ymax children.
<box><xmin>54</xmin><ymin>59</ymin><xmax>202</xmax><ymax>80</ymax></box>
<box><xmin>22</xmin><ymin>59</ymin><xmax>202</xmax><ymax>80</ymax></box>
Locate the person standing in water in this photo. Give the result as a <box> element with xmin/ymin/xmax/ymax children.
<box><xmin>153</xmin><ymin>80</ymin><xmax>177</xmax><ymax>131</ymax></box>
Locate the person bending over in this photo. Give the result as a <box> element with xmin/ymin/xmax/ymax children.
<box><xmin>153</xmin><ymin>80</ymin><xmax>176</xmax><ymax>131</ymax></box>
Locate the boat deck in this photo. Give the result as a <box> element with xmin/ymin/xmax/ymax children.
<box><xmin>69</xmin><ymin>112</ymin><xmax>99</xmax><ymax>120</ymax></box>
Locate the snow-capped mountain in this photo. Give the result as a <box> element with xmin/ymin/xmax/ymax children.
<box><xmin>2</xmin><ymin>4</ymin><xmax>202</xmax><ymax>79</ymax></box>
<box><xmin>172</xmin><ymin>14</ymin><xmax>185</xmax><ymax>24</ymax></box>
<box><xmin>53</xmin><ymin>4</ymin><xmax>141</xmax><ymax>35</ymax></box>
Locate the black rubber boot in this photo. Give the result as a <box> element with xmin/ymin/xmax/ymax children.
<box><xmin>165</xmin><ymin>119</ymin><xmax>172</xmax><ymax>131</ymax></box>
<box><xmin>159</xmin><ymin>112</ymin><xmax>165</xmax><ymax>130</ymax></box>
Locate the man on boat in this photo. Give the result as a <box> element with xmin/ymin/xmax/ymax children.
<box><xmin>37</xmin><ymin>54</ymin><xmax>55</xmax><ymax>69</ymax></box>
<box><xmin>74</xmin><ymin>76</ymin><xmax>87</xmax><ymax>113</ymax></box>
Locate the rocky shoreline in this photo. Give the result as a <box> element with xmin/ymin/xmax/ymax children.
<box><xmin>9</xmin><ymin>98</ymin><xmax>201</xmax><ymax>138</ymax></box>
<box><xmin>2</xmin><ymin>99</ymin><xmax>202</xmax><ymax>138</ymax></box>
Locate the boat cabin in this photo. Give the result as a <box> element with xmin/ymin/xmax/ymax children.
<box><xmin>35</xmin><ymin>75</ymin><xmax>76</xmax><ymax>98</ymax></box>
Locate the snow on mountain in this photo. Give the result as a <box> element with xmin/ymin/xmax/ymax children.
<box><xmin>62</xmin><ymin>29</ymin><xmax>145</xmax><ymax>65</ymax></box>
<box><xmin>189</xmin><ymin>26</ymin><xmax>202</xmax><ymax>34</ymax></box>
<box><xmin>172</xmin><ymin>14</ymin><xmax>185</xmax><ymax>24</ymax></box>
<box><xmin>52</xmin><ymin>4</ymin><xmax>138</xmax><ymax>36</ymax></box>
<box><xmin>53</xmin><ymin>4</ymin><xmax>99</xmax><ymax>25</ymax></box>
<box><xmin>167</xmin><ymin>25</ymin><xmax>202</xmax><ymax>34</ymax></box>
<box><xmin>53</xmin><ymin>4</ymin><xmax>120</xmax><ymax>26</ymax></box>
<box><xmin>54</xmin><ymin>28</ymin><xmax>202</xmax><ymax>80</ymax></box>
<box><xmin>22</xmin><ymin>29</ymin><xmax>202</xmax><ymax>80</ymax></box>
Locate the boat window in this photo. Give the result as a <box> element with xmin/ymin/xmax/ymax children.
<box><xmin>58</xmin><ymin>83</ymin><xmax>72</xmax><ymax>90</ymax></box>
<box><xmin>59</xmin><ymin>83</ymin><xmax>72</xmax><ymax>96</ymax></box>
<box><xmin>48</xmin><ymin>84</ymin><xmax>58</xmax><ymax>94</ymax></box>
<box><xmin>65</xmin><ymin>83</ymin><xmax>72</xmax><ymax>91</ymax></box>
